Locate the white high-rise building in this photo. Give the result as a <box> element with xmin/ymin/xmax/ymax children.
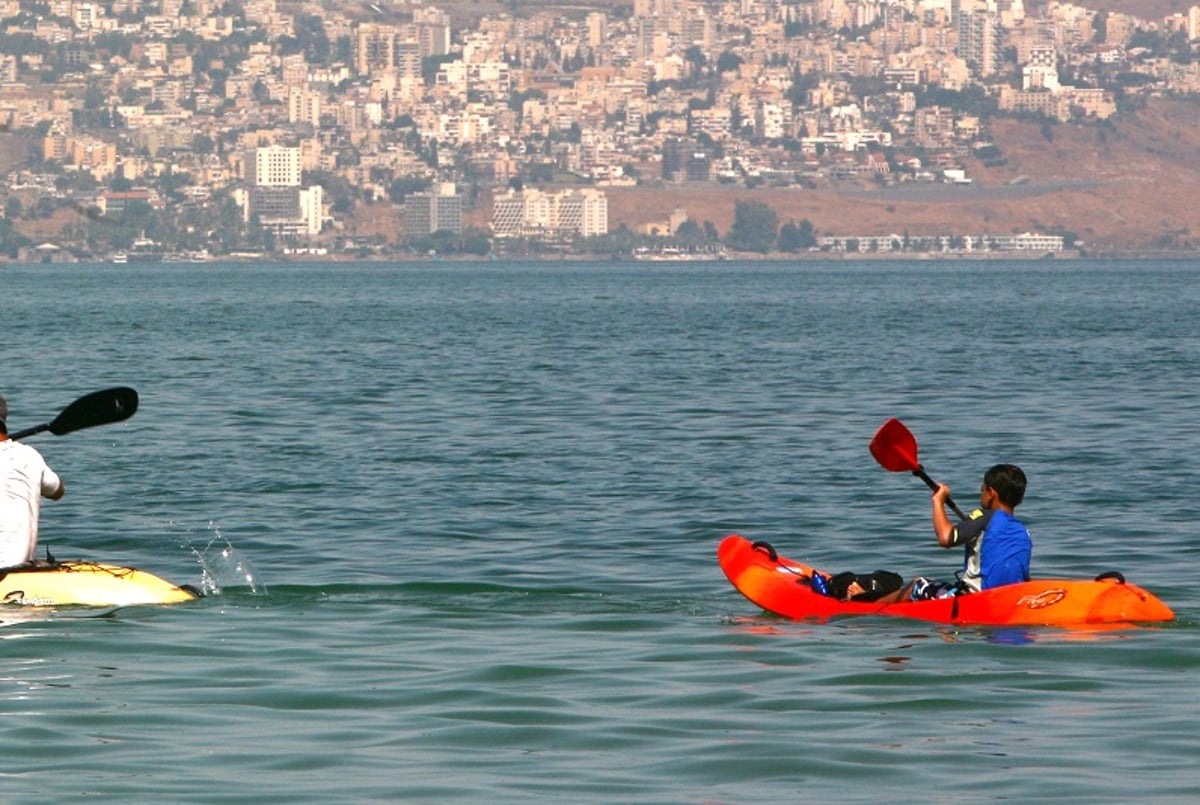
<box><xmin>249</xmin><ymin>144</ymin><xmax>301</xmax><ymax>187</ymax></box>
<box><xmin>239</xmin><ymin>145</ymin><xmax>323</xmax><ymax>236</ymax></box>
<box><xmin>491</xmin><ymin>188</ymin><xmax>608</xmax><ymax>238</ymax></box>
<box><xmin>957</xmin><ymin>9</ymin><xmax>1003</xmax><ymax>77</ymax></box>
<box><xmin>288</xmin><ymin>88</ymin><xmax>322</xmax><ymax>126</ymax></box>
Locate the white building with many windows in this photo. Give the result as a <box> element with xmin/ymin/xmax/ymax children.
<box><xmin>236</xmin><ymin>145</ymin><xmax>324</xmax><ymax>237</ymax></box>
<box><xmin>249</xmin><ymin>144</ymin><xmax>301</xmax><ymax>186</ymax></box>
<box><xmin>491</xmin><ymin>188</ymin><xmax>608</xmax><ymax>238</ymax></box>
<box><xmin>406</xmin><ymin>182</ymin><xmax>463</xmax><ymax>235</ymax></box>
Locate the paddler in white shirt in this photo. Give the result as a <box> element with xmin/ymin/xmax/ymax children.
<box><xmin>0</xmin><ymin>394</ymin><xmax>65</xmax><ymax>568</ymax></box>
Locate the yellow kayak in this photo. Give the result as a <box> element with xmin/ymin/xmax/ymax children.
<box><xmin>0</xmin><ymin>560</ymin><xmax>201</xmax><ymax>607</ymax></box>
<box><xmin>2</xmin><ymin>389</ymin><xmax>202</xmax><ymax>608</ymax></box>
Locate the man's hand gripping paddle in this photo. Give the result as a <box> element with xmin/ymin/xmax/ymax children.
<box><xmin>9</xmin><ymin>387</ymin><xmax>139</xmax><ymax>441</ymax></box>
<box><xmin>869</xmin><ymin>418</ymin><xmax>969</xmax><ymax>521</ymax></box>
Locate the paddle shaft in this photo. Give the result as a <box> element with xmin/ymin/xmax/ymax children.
<box><xmin>911</xmin><ymin>466</ymin><xmax>969</xmax><ymax>521</ymax></box>
<box><xmin>9</xmin><ymin>423</ymin><xmax>48</xmax><ymax>440</ymax></box>
<box><xmin>870</xmin><ymin>418</ymin><xmax>970</xmax><ymax>522</ymax></box>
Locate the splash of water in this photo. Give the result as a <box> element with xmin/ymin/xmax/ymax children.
<box><xmin>176</xmin><ymin>522</ymin><xmax>266</xmax><ymax>597</ymax></box>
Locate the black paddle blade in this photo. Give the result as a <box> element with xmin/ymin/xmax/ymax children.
<box><xmin>48</xmin><ymin>387</ymin><xmax>139</xmax><ymax>436</ymax></box>
<box><xmin>869</xmin><ymin>418</ymin><xmax>920</xmax><ymax>472</ymax></box>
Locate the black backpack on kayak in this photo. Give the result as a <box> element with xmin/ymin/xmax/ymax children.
<box><xmin>826</xmin><ymin>570</ymin><xmax>905</xmax><ymax>602</ymax></box>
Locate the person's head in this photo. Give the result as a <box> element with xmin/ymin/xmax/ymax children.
<box><xmin>982</xmin><ymin>463</ymin><xmax>1025</xmax><ymax>509</ymax></box>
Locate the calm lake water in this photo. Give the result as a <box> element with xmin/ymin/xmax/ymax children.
<box><xmin>2</xmin><ymin>259</ymin><xmax>1197</xmax><ymax>802</ymax></box>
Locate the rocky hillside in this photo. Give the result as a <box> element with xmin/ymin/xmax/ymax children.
<box><xmin>604</xmin><ymin>98</ymin><xmax>1200</xmax><ymax>255</ymax></box>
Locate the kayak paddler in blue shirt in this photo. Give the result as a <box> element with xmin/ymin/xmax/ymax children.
<box><xmin>869</xmin><ymin>463</ymin><xmax>1032</xmax><ymax>604</ymax></box>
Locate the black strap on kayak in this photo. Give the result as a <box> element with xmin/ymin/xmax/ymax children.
<box><xmin>750</xmin><ymin>541</ymin><xmax>817</xmax><ymax>586</ymax></box>
<box><xmin>751</xmin><ymin>541</ymin><xmax>778</xmax><ymax>562</ymax></box>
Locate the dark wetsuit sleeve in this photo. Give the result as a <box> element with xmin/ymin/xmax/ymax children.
<box><xmin>948</xmin><ymin>509</ymin><xmax>992</xmax><ymax>547</ymax></box>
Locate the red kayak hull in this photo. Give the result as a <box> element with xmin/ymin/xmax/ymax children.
<box><xmin>718</xmin><ymin>535</ymin><xmax>1175</xmax><ymax>627</ymax></box>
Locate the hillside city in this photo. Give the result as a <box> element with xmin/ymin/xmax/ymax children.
<box><xmin>2</xmin><ymin>0</ymin><xmax>1200</xmax><ymax>261</ymax></box>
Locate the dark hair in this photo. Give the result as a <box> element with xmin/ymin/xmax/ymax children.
<box><xmin>984</xmin><ymin>464</ymin><xmax>1026</xmax><ymax>508</ymax></box>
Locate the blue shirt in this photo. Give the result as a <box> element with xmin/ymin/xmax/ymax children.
<box><xmin>951</xmin><ymin>509</ymin><xmax>1032</xmax><ymax>592</ymax></box>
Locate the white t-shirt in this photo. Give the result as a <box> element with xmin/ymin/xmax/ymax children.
<box><xmin>0</xmin><ymin>439</ymin><xmax>62</xmax><ymax>567</ymax></box>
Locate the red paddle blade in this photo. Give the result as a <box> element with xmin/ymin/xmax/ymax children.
<box><xmin>870</xmin><ymin>418</ymin><xmax>921</xmax><ymax>472</ymax></box>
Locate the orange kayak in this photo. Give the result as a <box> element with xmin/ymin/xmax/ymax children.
<box><xmin>718</xmin><ymin>535</ymin><xmax>1174</xmax><ymax>627</ymax></box>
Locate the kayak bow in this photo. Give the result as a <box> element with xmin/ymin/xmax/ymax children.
<box><xmin>718</xmin><ymin>535</ymin><xmax>1174</xmax><ymax>627</ymax></box>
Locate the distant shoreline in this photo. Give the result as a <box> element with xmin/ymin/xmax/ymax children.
<box><xmin>11</xmin><ymin>249</ymin><xmax>1200</xmax><ymax>265</ymax></box>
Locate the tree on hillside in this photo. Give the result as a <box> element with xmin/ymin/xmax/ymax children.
<box><xmin>717</xmin><ymin>51</ymin><xmax>743</xmax><ymax>74</ymax></box>
<box><xmin>778</xmin><ymin>219</ymin><xmax>816</xmax><ymax>252</ymax></box>
<box><xmin>290</xmin><ymin>14</ymin><xmax>331</xmax><ymax>63</ymax></box>
<box><xmin>914</xmin><ymin>85</ymin><xmax>997</xmax><ymax>118</ymax></box>
<box><xmin>0</xmin><ymin>216</ymin><xmax>30</xmax><ymax>258</ymax></box>
<box><xmin>786</xmin><ymin>71</ymin><xmax>819</xmax><ymax>107</ymax></box>
<box><xmin>675</xmin><ymin>219</ymin><xmax>704</xmax><ymax>245</ymax></box>
<box><xmin>727</xmin><ymin>200</ymin><xmax>779</xmax><ymax>253</ymax></box>
<box><xmin>684</xmin><ymin>46</ymin><xmax>706</xmax><ymax>80</ymax></box>
<box><xmin>389</xmin><ymin>175</ymin><xmax>433</xmax><ymax>204</ymax></box>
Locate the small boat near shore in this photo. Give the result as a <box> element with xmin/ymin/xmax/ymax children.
<box><xmin>632</xmin><ymin>247</ymin><xmax>726</xmax><ymax>262</ymax></box>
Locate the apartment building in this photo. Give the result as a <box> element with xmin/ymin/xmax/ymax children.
<box><xmin>406</xmin><ymin>182</ymin><xmax>463</xmax><ymax>235</ymax></box>
<box><xmin>491</xmin><ymin>188</ymin><xmax>608</xmax><ymax>238</ymax></box>
<box><xmin>238</xmin><ymin>145</ymin><xmax>323</xmax><ymax>236</ymax></box>
<box><xmin>957</xmin><ymin>9</ymin><xmax>1003</xmax><ymax>77</ymax></box>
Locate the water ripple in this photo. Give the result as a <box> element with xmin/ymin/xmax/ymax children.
<box><xmin>1</xmin><ymin>260</ymin><xmax>1196</xmax><ymax>801</ymax></box>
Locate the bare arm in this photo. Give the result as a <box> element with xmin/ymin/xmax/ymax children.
<box><xmin>43</xmin><ymin>467</ymin><xmax>65</xmax><ymax>501</ymax></box>
<box><xmin>931</xmin><ymin>484</ymin><xmax>956</xmax><ymax>547</ymax></box>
